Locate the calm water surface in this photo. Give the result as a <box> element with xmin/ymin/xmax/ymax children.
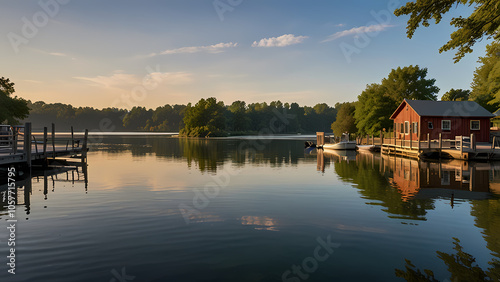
<box><xmin>1</xmin><ymin>136</ymin><xmax>500</xmax><ymax>281</ymax></box>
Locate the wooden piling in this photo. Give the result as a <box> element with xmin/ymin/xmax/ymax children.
<box><xmin>471</xmin><ymin>133</ymin><xmax>475</xmax><ymax>151</ymax></box>
<box><xmin>439</xmin><ymin>133</ymin><xmax>442</xmax><ymax>158</ymax></box>
<box><xmin>316</xmin><ymin>132</ymin><xmax>324</xmax><ymax>146</ymax></box>
<box><xmin>71</xmin><ymin>126</ymin><xmax>74</xmax><ymax>149</ymax></box>
<box><xmin>82</xmin><ymin>129</ymin><xmax>88</xmax><ymax>162</ymax></box>
<box><xmin>51</xmin><ymin>123</ymin><xmax>56</xmax><ymax>159</ymax></box>
<box><xmin>460</xmin><ymin>136</ymin><xmax>463</xmax><ymax>158</ymax></box>
<box><xmin>12</xmin><ymin>127</ymin><xmax>17</xmax><ymax>153</ymax></box>
<box><xmin>43</xmin><ymin>127</ymin><xmax>47</xmax><ymax>159</ymax></box>
<box><xmin>427</xmin><ymin>133</ymin><xmax>430</xmax><ymax>149</ymax></box>
<box><xmin>24</xmin><ymin>122</ymin><xmax>32</xmax><ymax>168</ymax></box>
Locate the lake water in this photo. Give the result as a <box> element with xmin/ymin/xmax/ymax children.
<box><xmin>1</xmin><ymin>136</ymin><xmax>500</xmax><ymax>281</ymax></box>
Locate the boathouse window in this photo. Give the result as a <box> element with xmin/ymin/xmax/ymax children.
<box><xmin>400</xmin><ymin>123</ymin><xmax>404</xmax><ymax>133</ymax></box>
<box><xmin>471</xmin><ymin>120</ymin><xmax>480</xmax><ymax>130</ymax></box>
<box><xmin>404</xmin><ymin>121</ymin><xmax>409</xmax><ymax>134</ymax></box>
<box><xmin>442</xmin><ymin>120</ymin><xmax>451</xmax><ymax>130</ymax></box>
<box><xmin>428</xmin><ymin>122</ymin><xmax>433</xmax><ymax>129</ymax></box>
<box><xmin>412</xmin><ymin>122</ymin><xmax>418</xmax><ymax>134</ymax></box>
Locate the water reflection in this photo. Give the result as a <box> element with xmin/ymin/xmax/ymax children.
<box><xmin>240</xmin><ymin>215</ymin><xmax>278</xmax><ymax>231</ymax></box>
<box><xmin>316</xmin><ymin>150</ymin><xmax>500</xmax><ymax>222</ymax></box>
<box><xmin>396</xmin><ymin>237</ymin><xmax>500</xmax><ymax>281</ymax></box>
<box><xmin>91</xmin><ymin>136</ymin><xmax>307</xmax><ymax>172</ymax></box>
<box><xmin>0</xmin><ymin>165</ymin><xmax>88</xmax><ymax>217</ymax></box>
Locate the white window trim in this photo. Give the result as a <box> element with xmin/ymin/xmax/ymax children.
<box><xmin>442</xmin><ymin>120</ymin><xmax>451</xmax><ymax>130</ymax></box>
<box><xmin>470</xmin><ymin>120</ymin><xmax>480</xmax><ymax>130</ymax></box>
<box><xmin>404</xmin><ymin>121</ymin><xmax>410</xmax><ymax>135</ymax></box>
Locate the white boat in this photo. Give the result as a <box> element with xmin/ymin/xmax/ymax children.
<box><xmin>322</xmin><ymin>141</ymin><xmax>357</xmax><ymax>150</ymax></box>
<box><xmin>321</xmin><ymin>133</ymin><xmax>357</xmax><ymax>150</ymax></box>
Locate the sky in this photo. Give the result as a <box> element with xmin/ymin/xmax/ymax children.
<box><xmin>0</xmin><ymin>0</ymin><xmax>492</xmax><ymax>109</ymax></box>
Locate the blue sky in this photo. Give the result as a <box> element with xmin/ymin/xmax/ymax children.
<box><xmin>0</xmin><ymin>0</ymin><xmax>491</xmax><ymax>109</ymax></box>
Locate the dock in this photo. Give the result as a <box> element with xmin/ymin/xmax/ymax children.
<box><xmin>380</xmin><ymin>133</ymin><xmax>500</xmax><ymax>161</ymax></box>
<box><xmin>315</xmin><ymin>131</ymin><xmax>500</xmax><ymax>161</ymax></box>
<box><xmin>0</xmin><ymin>123</ymin><xmax>88</xmax><ymax>167</ymax></box>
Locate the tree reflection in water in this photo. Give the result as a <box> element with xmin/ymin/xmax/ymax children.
<box><xmin>395</xmin><ymin>237</ymin><xmax>500</xmax><ymax>281</ymax></box>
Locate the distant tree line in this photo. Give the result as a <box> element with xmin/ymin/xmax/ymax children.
<box><xmin>180</xmin><ymin>98</ymin><xmax>336</xmax><ymax>137</ymax></box>
<box><xmin>17</xmin><ymin>99</ymin><xmax>337</xmax><ymax>135</ymax></box>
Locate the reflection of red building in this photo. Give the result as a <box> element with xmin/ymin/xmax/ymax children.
<box><xmin>390</xmin><ymin>99</ymin><xmax>494</xmax><ymax>142</ymax></box>
<box><xmin>386</xmin><ymin>157</ymin><xmax>490</xmax><ymax>201</ymax></box>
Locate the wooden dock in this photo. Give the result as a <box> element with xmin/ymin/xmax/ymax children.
<box><xmin>0</xmin><ymin>123</ymin><xmax>88</xmax><ymax>167</ymax></box>
<box><xmin>380</xmin><ymin>133</ymin><xmax>500</xmax><ymax>161</ymax></box>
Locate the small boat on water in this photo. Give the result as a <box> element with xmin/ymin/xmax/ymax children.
<box><xmin>320</xmin><ymin>133</ymin><xmax>357</xmax><ymax>150</ymax></box>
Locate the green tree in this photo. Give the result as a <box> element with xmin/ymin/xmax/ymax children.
<box><xmin>313</xmin><ymin>103</ymin><xmax>337</xmax><ymax>132</ymax></box>
<box><xmin>227</xmin><ymin>100</ymin><xmax>250</xmax><ymax>132</ymax></box>
<box><xmin>0</xmin><ymin>77</ymin><xmax>29</xmax><ymax>124</ymax></box>
<box><xmin>470</xmin><ymin>40</ymin><xmax>500</xmax><ymax>112</ymax></box>
<box><xmin>395</xmin><ymin>1</ymin><xmax>500</xmax><ymax>62</ymax></box>
<box><xmin>331</xmin><ymin>102</ymin><xmax>356</xmax><ymax>137</ymax></box>
<box><xmin>382</xmin><ymin>65</ymin><xmax>439</xmax><ymax>103</ymax></box>
<box><xmin>122</xmin><ymin>107</ymin><xmax>153</xmax><ymax>131</ymax></box>
<box><xmin>355</xmin><ymin>66</ymin><xmax>438</xmax><ymax>135</ymax></box>
<box><xmin>441</xmin><ymin>88</ymin><xmax>471</xmax><ymax>101</ymax></box>
<box><xmin>180</xmin><ymin>97</ymin><xmax>226</xmax><ymax>137</ymax></box>
<box><xmin>355</xmin><ymin>83</ymin><xmax>395</xmax><ymax>135</ymax></box>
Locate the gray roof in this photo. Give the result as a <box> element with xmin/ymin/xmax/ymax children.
<box><xmin>404</xmin><ymin>99</ymin><xmax>494</xmax><ymax>118</ymax></box>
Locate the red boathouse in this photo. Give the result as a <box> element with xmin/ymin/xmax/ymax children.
<box><xmin>390</xmin><ymin>99</ymin><xmax>494</xmax><ymax>142</ymax></box>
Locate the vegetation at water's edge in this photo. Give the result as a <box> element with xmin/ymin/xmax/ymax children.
<box><xmin>11</xmin><ymin>98</ymin><xmax>338</xmax><ymax>137</ymax></box>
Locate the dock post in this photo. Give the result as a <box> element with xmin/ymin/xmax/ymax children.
<box><xmin>418</xmin><ymin>131</ymin><xmax>421</xmax><ymax>150</ymax></box>
<box><xmin>402</xmin><ymin>134</ymin><xmax>405</xmax><ymax>148</ymax></box>
<box><xmin>71</xmin><ymin>126</ymin><xmax>74</xmax><ymax>149</ymax></box>
<box><xmin>439</xmin><ymin>133</ymin><xmax>442</xmax><ymax>158</ymax></box>
<box><xmin>82</xmin><ymin>129</ymin><xmax>88</xmax><ymax>163</ymax></box>
<box><xmin>51</xmin><ymin>123</ymin><xmax>56</xmax><ymax>159</ymax></box>
<box><xmin>12</xmin><ymin>127</ymin><xmax>17</xmax><ymax>154</ymax></box>
<box><xmin>43</xmin><ymin>127</ymin><xmax>48</xmax><ymax>167</ymax></box>
<box><xmin>471</xmin><ymin>133</ymin><xmax>475</xmax><ymax>151</ymax></box>
<box><xmin>427</xmin><ymin>133</ymin><xmax>430</xmax><ymax>149</ymax></box>
<box><xmin>460</xmin><ymin>136</ymin><xmax>464</xmax><ymax>159</ymax></box>
<box><xmin>393</xmin><ymin>127</ymin><xmax>396</xmax><ymax>146</ymax></box>
<box><xmin>24</xmin><ymin>122</ymin><xmax>32</xmax><ymax>168</ymax></box>
<box><xmin>371</xmin><ymin>135</ymin><xmax>374</xmax><ymax>146</ymax></box>
<box><xmin>316</xmin><ymin>132</ymin><xmax>324</xmax><ymax>146</ymax></box>
<box><xmin>380</xmin><ymin>130</ymin><xmax>384</xmax><ymax>145</ymax></box>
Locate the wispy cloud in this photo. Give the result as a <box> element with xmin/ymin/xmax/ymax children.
<box><xmin>74</xmin><ymin>71</ymin><xmax>192</xmax><ymax>89</ymax></box>
<box><xmin>49</xmin><ymin>52</ymin><xmax>68</xmax><ymax>57</ymax></box>
<box><xmin>149</xmin><ymin>42</ymin><xmax>238</xmax><ymax>56</ymax></box>
<box><xmin>252</xmin><ymin>34</ymin><xmax>308</xmax><ymax>47</ymax></box>
<box><xmin>322</xmin><ymin>24</ymin><xmax>394</xmax><ymax>42</ymax></box>
<box><xmin>335</xmin><ymin>23</ymin><xmax>345</xmax><ymax>27</ymax></box>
